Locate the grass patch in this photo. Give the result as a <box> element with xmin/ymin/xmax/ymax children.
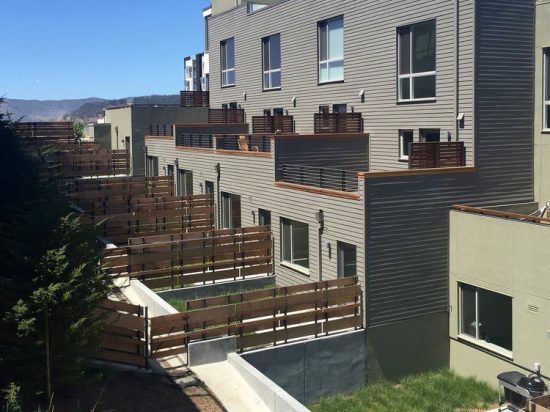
<box><xmin>310</xmin><ymin>369</ymin><xmax>497</xmax><ymax>412</ymax></box>
<box><xmin>167</xmin><ymin>298</ymin><xmax>188</xmax><ymax>312</ymax></box>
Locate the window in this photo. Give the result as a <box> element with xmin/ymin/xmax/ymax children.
<box><xmin>205</xmin><ymin>180</ymin><xmax>214</xmax><ymax>194</ymax></box>
<box><xmin>399</xmin><ymin>130</ymin><xmax>414</xmax><ymax>160</ymax></box>
<box><xmin>258</xmin><ymin>209</ymin><xmax>271</xmax><ymax>226</ymax></box>
<box><xmin>318</xmin><ymin>16</ymin><xmax>344</xmax><ymax>83</ymax></box>
<box><xmin>146</xmin><ymin>156</ymin><xmax>158</xmax><ymax>177</ymax></box>
<box><xmin>262</xmin><ymin>34</ymin><xmax>281</xmax><ymax>90</ymax></box>
<box><xmin>337</xmin><ymin>242</ymin><xmax>356</xmax><ymax>278</ymax></box>
<box><xmin>177</xmin><ymin>169</ymin><xmax>193</xmax><ymax>196</ymax></box>
<box><xmin>420</xmin><ymin>128</ymin><xmax>440</xmax><ymax>143</ymax></box>
<box><xmin>221</xmin><ymin>192</ymin><xmax>241</xmax><ymax>228</ymax></box>
<box><xmin>221</xmin><ymin>38</ymin><xmax>235</xmax><ymax>87</ymax></box>
<box><xmin>319</xmin><ymin>105</ymin><xmax>330</xmax><ymax>114</ymax></box>
<box><xmin>545</xmin><ymin>49</ymin><xmax>550</xmax><ymax>130</ymax></box>
<box><xmin>281</xmin><ymin>218</ymin><xmax>309</xmax><ymax>271</ymax></box>
<box><xmin>398</xmin><ymin>20</ymin><xmax>436</xmax><ymax>101</ymax></box>
<box><xmin>273</xmin><ymin>108</ymin><xmax>284</xmax><ymax>116</ymax></box>
<box><xmin>333</xmin><ymin>103</ymin><xmax>347</xmax><ymax>113</ymax></box>
<box><xmin>167</xmin><ymin>164</ymin><xmax>174</xmax><ymax>176</ymax></box>
<box><xmin>459</xmin><ymin>284</ymin><xmax>512</xmax><ymax>353</ymax></box>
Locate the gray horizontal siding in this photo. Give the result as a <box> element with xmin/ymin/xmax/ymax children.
<box><xmin>208</xmin><ymin>0</ymin><xmax>475</xmax><ymax>171</ymax></box>
<box><xmin>146</xmin><ymin>138</ymin><xmax>365</xmax><ymax>291</ymax></box>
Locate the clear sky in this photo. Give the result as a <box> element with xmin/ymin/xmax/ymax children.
<box><xmin>1</xmin><ymin>0</ymin><xmax>211</xmax><ymax>100</ymax></box>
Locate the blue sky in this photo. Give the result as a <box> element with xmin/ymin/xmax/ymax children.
<box><xmin>1</xmin><ymin>0</ymin><xmax>210</xmax><ymax>100</ymax></box>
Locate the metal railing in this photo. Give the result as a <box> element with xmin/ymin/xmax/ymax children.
<box><xmin>175</xmin><ymin>133</ymin><xmax>214</xmax><ymax>149</ymax></box>
<box><xmin>216</xmin><ymin>134</ymin><xmax>271</xmax><ymax>152</ymax></box>
<box><xmin>180</xmin><ymin>91</ymin><xmax>210</xmax><ymax>107</ymax></box>
<box><xmin>313</xmin><ymin>113</ymin><xmax>363</xmax><ymax>134</ymax></box>
<box><xmin>148</xmin><ymin>124</ymin><xmax>174</xmax><ymax>137</ymax></box>
<box><xmin>276</xmin><ymin>164</ymin><xmax>358</xmax><ymax>192</ymax></box>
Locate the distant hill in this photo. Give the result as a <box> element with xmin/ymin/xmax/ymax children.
<box><xmin>1</xmin><ymin>94</ymin><xmax>181</xmax><ymax>122</ymax></box>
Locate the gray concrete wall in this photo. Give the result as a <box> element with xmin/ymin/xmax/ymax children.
<box><xmin>188</xmin><ymin>336</ymin><xmax>236</xmax><ymax>366</ymax></box>
<box><xmin>535</xmin><ymin>0</ymin><xmax>550</xmax><ymax>206</ymax></box>
<box><xmin>208</xmin><ymin>0</ymin><xmax>475</xmax><ymax>170</ymax></box>
<box><xmin>157</xmin><ymin>276</ymin><xmax>275</xmax><ymax>302</ymax></box>
<box><xmin>241</xmin><ymin>329</ymin><xmax>366</xmax><ymax>405</ymax></box>
<box><xmin>449</xmin><ymin>209</ymin><xmax>550</xmax><ymax>387</ymax></box>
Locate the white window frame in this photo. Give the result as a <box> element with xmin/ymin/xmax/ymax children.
<box><xmin>458</xmin><ymin>283</ymin><xmax>513</xmax><ymax>358</ymax></box>
<box><xmin>318</xmin><ymin>16</ymin><xmax>344</xmax><ymax>84</ymax></box>
<box><xmin>337</xmin><ymin>241</ymin><xmax>356</xmax><ymax>278</ymax></box>
<box><xmin>221</xmin><ymin>38</ymin><xmax>235</xmax><ymax>87</ymax></box>
<box><xmin>262</xmin><ymin>34</ymin><xmax>281</xmax><ymax>90</ymax></box>
<box><xmin>399</xmin><ymin>130</ymin><xmax>414</xmax><ymax>161</ymax></box>
<box><xmin>398</xmin><ymin>20</ymin><xmax>437</xmax><ymax>102</ymax></box>
<box><xmin>544</xmin><ymin>48</ymin><xmax>550</xmax><ymax>131</ymax></box>
<box><xmin>281</xmin><ymin>218</ymin><xmax>309</xmax><ymax>275</ymax></box>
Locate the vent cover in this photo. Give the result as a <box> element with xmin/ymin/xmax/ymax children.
<box><xmin>528</xmin><ymin>304</ymin><xmax>539</xmax><ymax>314</ymax></box>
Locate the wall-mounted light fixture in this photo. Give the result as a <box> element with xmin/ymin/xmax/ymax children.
<box><xmin>214</xmin><ymin>163</ymin><xmax>221</xmax><ymax>178</ymax></box>
<box><xmin>446</xmin><ymin>131</ymin><xmax>452</xmax><ymax>142</ymax></box>
<box><xmin>175</xmin><ymin>158</ymin><xmax>179</xmax><ymax>169</ymax></box>
<box><xmin>243</xmin><ymin>92</ymin><xmax>247</xmax><ymax>101</ymax></box>
<box><xmin>284</xmin><ymin>109</ymin><xmax>289</xmax><ymax>116</ymax></box>
<box><xmin>359</xmin><ymin>89</ymin><xmax>365</xmax><ymax>103</ymax></box>
<box><xmin>291</xmin><ymin>96</ymin><xmax>296</xmax><ymax>108</ymax></box>
<box><xmin>349</xmin><ymin>106</ymin><xmax>355</xmax><ymax>113</ymax></box>
<box><xmin>251</xmin><ymin>210</ymin><xmax>256</xmax><ymax>225</ymax></box>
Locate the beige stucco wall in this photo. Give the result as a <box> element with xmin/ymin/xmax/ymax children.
<box><xmin>104</xmin><ymin>107</ymin><xmax>132</xmax><ymax>152</ymax></box>
<box><xmin>535</xmin><ymin>0</ymin><xmax>550</xmax><ymax>205</ymax></box>
<box><xmin>449</xmin><ymin>210</ymin><xmax>550</xmax><ymax>387</ymax></box>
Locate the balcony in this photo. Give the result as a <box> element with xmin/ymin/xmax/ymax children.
<box><xmin>180</xmin><ymin>91</ymin><xmax>210</xmax><ymax>107</ymax></box>
<box><xmin>148</xmin><ymin>124</ymin><xmax>174</xmax><ymax>137</ymax></box>
<box><xmin>252</xmin><ymin>115</ymin><xmax>294</xmax><ymax>134</ymax></box>
<box><xmin>313</xmin><ymin>113</ymin><xmax>363</xmax><ymax>134</ymax></box>
<box><xmin>176</xmin><ymin>133</ymin><xmax>213</xmax><ymax>149</ymax></box>
<box><xmin>215</xmin><ymin>134</ymin><xmax>271</xmax><ymax>153</ymax></box>
<box><xmin>409</xmin><ymin>142</ymin><xmax>466</xmax><ymax>169</ymax></box>
<box><xmin>276</xmin><ymin>164</ymin><xmax>358</xmax><ymax>192</ymax></box>
<box><xmin>208</xmin><ymin>109</ymin><xmax>245</xmax><ymax>124</ymax></box>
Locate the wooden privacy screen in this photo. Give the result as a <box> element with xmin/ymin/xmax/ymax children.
<box><xmin>409</xmin><ymin>142</ymin><xmax>466</xmax><ymax>169</ymax></box>
<box><xmin>49</xmin><ymin>149</ymin><xmax>130</xmax><ymax>177</ymax></box>
<box><xmin>313</xmin><ymin>113</ymin><xmax>363</xmax><ymax>134</ymax></box>
<box><xmin>149</xmin><ymin>277</ymin><xmax>362</xmax><ymax>359</ymax></box>
<box><xmin>69</xmin><ymin>176</ymin><xmax>175</xmax><ymax>211</ymax></box>
<box><xmin>17</xmin><ymin>121</ymin><xmax>74</xmax><ymax>139</ymax></box>
<box><xmin>252</xmin><ymin>116</ymin><xmax>294</xmax><ymax>134</ymax></box>
<box><xmin>85</xmin><ymin>194</ymin><xmax>215</xmax><ymax>244</ymax></box>
<box><xmin>95</xmin><ymin>299</ymin><xmax>148</xmax><ymax>368</ymax></box>
<box><xmin>102</xmin><ymin>226</ymin><xmax>272</xmax><ymax>288</ymax></box>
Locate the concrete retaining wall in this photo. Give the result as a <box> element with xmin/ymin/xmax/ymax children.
<box><xmin>242</xmin><ymin>329</ymin><xmax>366</xmax><ymax>405</ymax></box>
<box><xmin>228</xmin><ymin>353</ymin><xmax>310</xmax><ymax>412</ymax></box>
<box><xmin>157</xmin><ymin>276</ymin><xmax>275</xmax><ymax>302</ymax></box>
<box><xmin>123</xmin><ymin>279</ymin><xmax>178</xmax><ymax>317</ymax></box>
<box><xmin>188</xmin><ymin>336</ymin><xmax>236</xmax><ymax>366</ymax></box>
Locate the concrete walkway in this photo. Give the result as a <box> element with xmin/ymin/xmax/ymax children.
<box><xmin>192</xmin><ymin>360</ymin><xmax>270</xmax><ymax>412</ymax></box>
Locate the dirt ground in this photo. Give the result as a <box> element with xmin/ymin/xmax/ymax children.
<box><xmin>52</xmin><ymin>369</ymin><xmax>225</xmax><ymax>412</ymax></box>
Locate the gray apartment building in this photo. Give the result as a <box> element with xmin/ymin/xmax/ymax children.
<box><xmin>146</xmin><ymin>0</ymin><xmax>535</xmax><ymax>380</ymax></box>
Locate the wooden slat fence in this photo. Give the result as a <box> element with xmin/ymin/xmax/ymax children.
<box><xmin>69</xmin><ymin>176</ymin><xmax>175</xmax><ymax>211</ymax></box>
<box><xmin>313</xmin><ymin>113</ymin><xmax>363</xmax><ymax>134</ymax></box>
<box><xmin>86</xmin><ymin>194</ymin><xmax>215</xmax><ymax>244</ymax></box>
<box><xmin>102</xmin><ymin>226</ymin><xmax>272</xmax><ymax>288</ymax></box>
<box><xmin>149</xmin><ymin>277</ymin><xmax>362</xmax><ymax>359</ymax></box>
<box><xmin>49</xmin><ymin>149</ymin><xmax>130</xmax><ymax>177</ymax></box>
<box><xmin>95</xmin><ymin>299</ymin><xmax>148</xmax><ymax>368</ymax></box>
<box><xmin>252</xmin><ymin>115</ymin><xmax>294</xmax><ymax>134</ymax></box>
<box><xmin>180</xmin><ymin>91</ymin><xmax>210</xmax><ymax>107</ymax></box>
<box><xmin>409</xmin><ymin>142</ymin><xmax>466</xmax><ymax>169</ymax></box>
<box><xmin>208</xmin><ymin>109</ymin><xmax>245</xmax><ymax>124</ymax></box>
<box><xmin>17</xmin><ymin>121</ymin><xmax>74</xmax><ymax>139</ymax></box>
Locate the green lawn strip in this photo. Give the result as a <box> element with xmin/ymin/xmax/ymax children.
<box><xmin>310</xmin><ymin>369</ymin><xmax>497</xmax><ymax>412</ymax></box>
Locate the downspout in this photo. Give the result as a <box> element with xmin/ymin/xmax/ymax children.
<box><xmin>215</xmin><ymin>163</ymin><xmax>221</xmax><ymax>229</ymax></box>
<box><xmin>454</xmin><ymin>0</ymin><xmax>460</xmax><ymax>142</ymax></box>
<box><xmin>316</xmin><ymin>210</ymin><xmax>324</xmax><ymax>281</ymax></box>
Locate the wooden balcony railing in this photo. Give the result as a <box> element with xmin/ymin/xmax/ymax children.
<box><xmin>409</xmin><ymin>142</ymin><xmax>466</xmax><ymax>169</ymax></box>
<box><xmin>180</xmin><ymin>91</ymin><xmax>210</xmax><ymax>107</ymax></box>
<box><xmin>148</xmin><ymin>124</ymin><xmax>174</xmax><ymax>137</ymax></box>
<box><xmin>313</xmin><ymin>113</ymin><xmax>363</xmax><ymax>134</ymax></box>
<box><xmin>176</xmin><ymin>133</ymin><xmax>214</xmax><ymax>149</ymax></box>
<box><xmin>252</xmin><ymin>115</ymin><xmax>294</xmax><ymax>134</ymax></box>
<box><xmin>276</xmin><ymin>164</ymin><xmax>358</xmax><ymax>192</ymax></box>
<box><xmin>215</xmin><ymin>134</ymin><xmax>271</xmax><ymax>153</ymax></box>
<box><xmin>208</xmin><ymin>109</ymin><xmax>245</xmax><ymax>124</ymax></box>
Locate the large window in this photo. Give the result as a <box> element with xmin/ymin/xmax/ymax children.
<box><xmin>177</xmin><ymin>169</ymin><xmax>193</xmax><ymax>196</ymax></box>
<box><xmin>318</xmin><ymin>16</ymin><xmax>344</xmax><ymax>83</ymax></box>
<box><xmin>281</xmin><ymin>218</ymin><xmax>309</xmax><ymax>271</ymax></box>
<box><xmin>398</xmin><ymin>20</ymin><xmax>436</xmax><ymax>101</ymax></box>
<box><xmin>545</xmin><ymin>49</ymin><xmax>550</xmax><ymax>130</ymax></box>
<box><xmin>337</xmin><ymin>242</ymin><xmax>356</xmax><ymax>278</ymax></box>
<box><xmin>221</xmin><ymin>38</ymin><xmax>235</xmax><ymax>87</ymax></box>
<box><xmin>262</xmin><ymin>34</ymin><xmax>281</xmax><ymax>90</ymax></box>
<box><xmin>221</xmin><ymin>192</ymin><xmax>241</xmax><ymax>229</ymax></box>
<box><xmin>459</xmin><ymin>284</ymin><xmax>512</xmax><ymax>353</ymax></box>
<box><xmin>399</xmin><ymin>130</ymin><xmax>414</xmax><ymax>160</ymax></box>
